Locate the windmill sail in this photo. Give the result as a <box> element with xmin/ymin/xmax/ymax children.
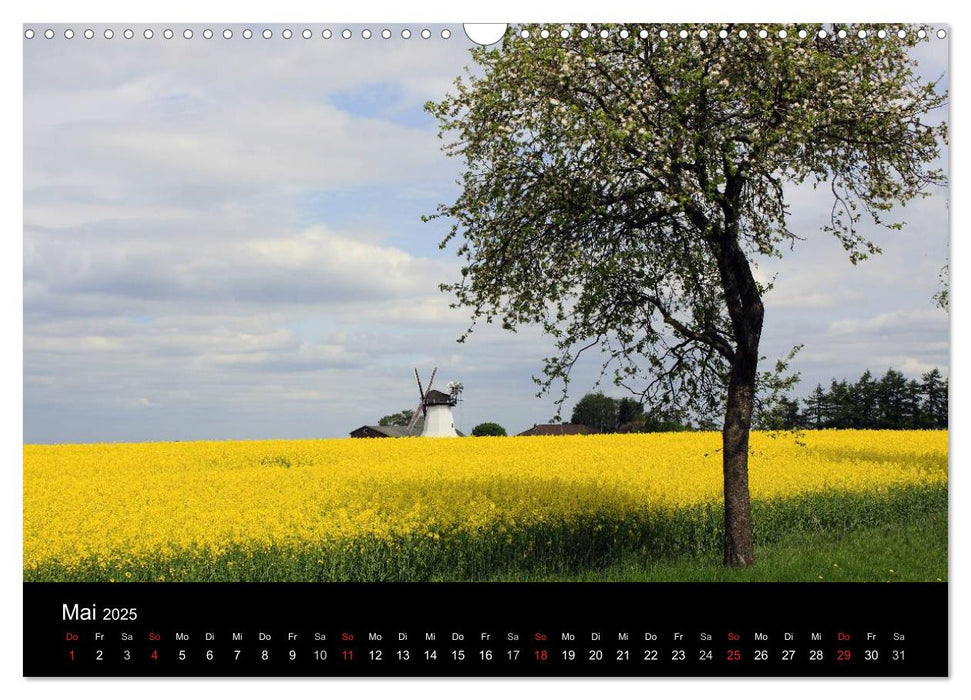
<box><xmin>414</xmin><ymin>368</ymin><xmax>425</xmax><ymax>413</ymax></box>
<box><xmin>426</xmin><ymin>367</ymin><xmax>437</xmax><ymax>397</ymax></box>
<box><xmin>406</xmin><ymin>367</ymin><xmax>437</xmax><ymax>434</ymax></box>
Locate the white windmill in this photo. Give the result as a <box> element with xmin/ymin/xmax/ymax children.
<box><xmin>406</xmin><ymin>368</ymin><xmax>463</xmax><ymax>437</ymax></box>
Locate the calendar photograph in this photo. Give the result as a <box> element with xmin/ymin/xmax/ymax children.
<box><xmin>23</xmin><ymin>22</ymin><xmax>948</xmax><ymax>594</ymax></box>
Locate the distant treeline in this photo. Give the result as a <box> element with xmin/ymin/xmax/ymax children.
<box><xmin>572</xmin><ymin>368</ymin><xmax>947</xmax><ymax>434</ymax></box>
<box><xmin>756</xmin><ymin>368</ymin><xmax>948</xmax><ymax>431</ymax></box>
<box><xmin>570</xmin><ymin>392</ymin><xmax>694</xmax><ymax>434</ymax></box>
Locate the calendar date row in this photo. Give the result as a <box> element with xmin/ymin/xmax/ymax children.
<box><xmin>63</xmin><ymin>644</ymin><xmax>907</xmax><ymax>665</ymax></box>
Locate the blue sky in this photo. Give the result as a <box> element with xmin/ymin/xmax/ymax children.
<box><xmin>23</xmin><ymin>25</ymin><xmax>949</xmax><ymax>443</ymax></box>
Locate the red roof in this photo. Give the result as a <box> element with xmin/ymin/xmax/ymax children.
<box><xmin>516</xmin><ymin>423</ymin><xmax>593</xmax><ymax>437</ymax></box>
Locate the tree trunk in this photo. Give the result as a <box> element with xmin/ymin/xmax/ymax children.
<box><xmin>697</xmin><ymin>178</ymin><xmax>764</xmax><ymax>566</ymax></box>
<box><xmin>722</xmin><ymin>349</ymin><xmax>758</xmax><ymax>566</ymax></box>
<box><xmin>711</xmin><ymin>205</ymin><xmax>763</xmax><ymax>567</ymax></box>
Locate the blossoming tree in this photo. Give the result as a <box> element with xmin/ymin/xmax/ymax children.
<box><xmin>425</xmin><ymin>23</ymin><xmax>947</xmax><ymax>565</ymax></box>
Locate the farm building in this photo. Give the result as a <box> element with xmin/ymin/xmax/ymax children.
<box><xmin>517</xmin><ymin>423</ymin><xmax>592</xmax><ymax>437</ymax></box>
<box><xmin>349</xmin><ymin>421</ymin><xmax>467</xmax><ymax>438</ymax></box>
<box><xmin>349</xmin><ymin>425</ymin><xmax>420</xmax><ymax>439</ymax></box>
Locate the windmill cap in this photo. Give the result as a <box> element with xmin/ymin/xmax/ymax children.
<box><xmin>423</xmin><ymin>389</ymin><xmax>456</xmax><ymax>405</ymax></box>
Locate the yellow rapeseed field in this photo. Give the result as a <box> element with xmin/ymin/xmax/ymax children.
<box><xmin>23</xmin><ymin>430</ymin><xmax>947</xmax><ymax>581</ymax></box>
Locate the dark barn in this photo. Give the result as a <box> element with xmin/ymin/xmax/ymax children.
<box><xmin>349</xmin><ymin>425</ymin><xmax>418</xmax><ymax>439</ymax></box>
<box><xmin>516</xmin><ymin>423</ymin><xmax>593</xmax><ymax>437</ymax></box>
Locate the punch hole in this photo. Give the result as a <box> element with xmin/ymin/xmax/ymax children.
<box><xmin>184</xmin><ymin>29</ymin><xmax>193</xmax><ymax>39</ymax></box>
<box><xmin>421</xmin><ymin>29</ymin><xmax>431</xmax><ymax>39</ymax></box>
<box><xmin>124</xmin><ymin>29</ymin><xmax>134</xmax><ymax>39</ymax></box>
<box><xmin>242</xmin><ymin>29</ymin><xmax>253</xmax><ymax>39</ymax></box>
<box><xmin>104</xmin><ymin>29</ymin><xmax>114</xmax><ymax>39</ymax></box>
<box><xmin>401</xmin><ymin>29</ymin><xmax>411</xmax><ymax>39</ymax></box>
<box><xmin>203</xmin><ymin>29</ymin><xmax>213</xmax><ymax>39</ymax></box>
<box><xmin>144</xmin><ymin>29</ymin><xmax>153</xmax><ymax>39</ymax></box>
<box><xmin>263</xmin><ymin>29</ymin><xmax>273</xmax><ymax>39</ymax></box>
<box><xmin>362</xmin><ymin>29</ymin><xmax>372</xmax><ymax>39</ymax></box>
<box><xmin>341</xmin><ymin>29</ymin><xmax>351</xmax><ymax>39</ymax></box>
<box><xmin>163</xmin><ymin>29</ymin><xmax>174</xmax><ymax>40</ymax></box>
<box><xmin>382</xmin><ymin>29</ymin><xmax>391</xmax><ymax>39</ymax></box>
<box><xmin>937</xmin><ymin>29</ymin><xmax>947</xmax><ymax>39</ymax></box>
<box><xmin>302</xmin><ymin>29</ymin><xmax>312</xmax><ymax>39</ymax></box>
<box><xmin>441</xmin><ymin>29</ymin><xmax>451</xmax><ymax>39</ymax></box>
<box><xmin>464</xmin><ymin>24</ymin><xmax>507</xmax><ymax>46</ymax></box>
<box><xmin>24</xmin><ymin>28</ymin><xmax>34</xmax><ymax>39</ymax></box>
<box><xmin>323</xmin><ymin>29</ymin><xmax>333</xmax><ymax>39</ymax></box>
<box><xmin>64</xmin><ymin>29</ymin><xmax>74</xmax><ymax>39</ymax></box>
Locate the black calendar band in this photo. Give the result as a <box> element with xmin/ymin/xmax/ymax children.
<box><xmin>24</xmin><ymin>581</ymin><xmax>947</xmax><ymax>677</ymax></box>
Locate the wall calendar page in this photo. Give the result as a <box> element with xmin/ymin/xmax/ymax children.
<box><xmin>20</xmin><ymin>16</ymin><xmax>950</xmax><ymax>683</ymax></box>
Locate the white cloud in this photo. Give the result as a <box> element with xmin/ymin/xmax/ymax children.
<box><xmin>766</xmin><ymin>289</ymin><xmax>865</xmax><ymax>309</ymax></box>
<box><xmin>828</xmin><ymin>309</ymin><xmax>947</xmax><ymax>337</ymax></box>
<box><xmin>25</xmin><ymin>225</ymin><xmax>454</xmax><ymax>312</ymax></box>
